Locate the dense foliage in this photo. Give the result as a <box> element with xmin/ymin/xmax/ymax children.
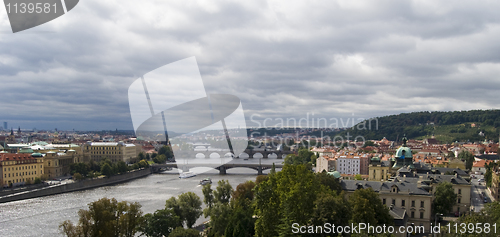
<box><xmin>339</xmin><ymin>110</ymin><xmax>500</xmax><ymax>143</ymax></box>
<box><xmin>60</xmin><ymin>194</ymin><xmax>201</xmax><ymax>237</ymax></box>
<box><xmin>62</xmin><ymin>163</ymin><xmax>395</xmax><ymax>237</ymax></box>
<box><xmin>433</xmin><ymin>182</ymin><xmax>458</xmax><ymax>215</ymax></box>
<box><xmin>69</xmin><ymin>158</ymin><xmax>149</xmax><ymax>179</ymax></box>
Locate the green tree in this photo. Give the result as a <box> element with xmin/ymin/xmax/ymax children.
<box><xmin>158</xmin><ymin>145</ymin><xmax>174</xmax><ymax>161</ymax></box>
<box><xmin>355</xmin><ymin>174</ymin><xmax>363</xmax><ymax>180</ymax></box>
<box><xmin>311</xmin><ymin>191</ymin><xmax>351</xmax><ymax>236</ymax></box>
<box><xmin>100</xmin><ymin>163</ymin><xmax>114</xmax><ymax>177</ymax></box>
<box><xmin>203</xmin><ymin>180</ymin><xmax>234</xmax><ymax>237</ymax></box>
<box><xmin>224</xmin><ymin>204</ymin><xmax>255</xmax><ymax>237</ymax></box>
<box><xmin>223</xmin><ymin>181</ymin><xmax>256</xmax><ymax>237</ymax></box>
<box><xmin>206</xmin><ymin>202</ymin><xmax>232</xmax><ymax>237</ymax></box>
<box><xmin>166</xmin><ymin>192</ymin><xmax>202</xmax><ymax>228</ymax></box>
<box><xmin>138</xmin><ymin>159</ymin><xmax>149</xmax><ymax>168</ymax></box>
<box><xmin>284</xmin><ymin>148</ymin><xmax>315</xmax><ymax>167</ymax></box>
<box><xmin>153</xmin><ymin>154</ymin><xmax>167</xmax><ymax>164</ymax></box>
<box><xmin>202</xmin><ymin>183</ymin><xmax>214</xmax><ymax>210</ymax></box>
<box><xmin>59</xmin><ymin>197</ymin><xmax>143</xmax><ymax>237</ymax></box>
<box><xmin>315</xmin><ymin>172</ymin><xmax>342</xmax><ymax>194</ymax></box>
<box><xmin>138</xmin><ymin>152</ymin><xmax>145</xmax><ymax>161</ymax></box>
<box><xmin>70</xmin><ymin>163</ymin><xmax>90</xmax><ymax>176</ymax></box>
<box><xmin>349</xmin><ymin>188</ymin><xmax>393</xmax><ymax>227</ymax></box>
<box><xmin>169</xmin><ymin>227</ymin><xmax>199</xmax><ymax>237</ymax></box>
<box><xmin>115</xmin><ymin>161</ymin><xmax>128</xmax><ymax>174</ymax></box>
<box><xmin>214</xmin><ymin>180</ymin><xmax>232</xmax><ymax>204</ymax></box>
<box><xmin>232</xmin><ymin>180</ymin><xmax>255</xmax><ymax>204</ymax></box>
<box><xmin>458</xmin><ymin>151</ymin><xmax>475</xmax><ymax>170</ymax></box>
<box><xmin>433</xmin><ymin>182</ymin><xmax>457</xmax><ymax>215</ymax></box>
<box><xmin>72</xmin><ymin>172</ymin><xmax>83</xmax><ymax>181</ymax></box>
<box><xmin>254</xmin><ymin>164</ymin><xmax>319</xmax><ymax>237</ymax></box>
<box><xmin>139</xmin><ymin>208</ymin><xmax>181</xmax><ymax>237</ymax></box>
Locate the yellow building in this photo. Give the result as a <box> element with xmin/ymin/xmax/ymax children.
<box><xmin>83</xmin><ymin>142</ymin><xmax>138</xmax><ymax>163</ymax></box>
<box><xmin>41</xmin><ymin>151</ymin><xmax>75</xmax><ymax>179</ymax></box>
<box><xmin>0</xmin><ymin>153</ymin><xmax>44</xmax><ymax>187</ymax></box>
<box><xmin>342</xmin><ymin>179</ymin><xmax>433</xmax><ymax>230</ymax></box>
<box><xmin>33</xmin><ymin>143</ymin><xmax>89</xmax><ymax>163</ymax></box>
<box><xmin>491</xmin><ymin>168</ymin><xmax>500</xmax><ymax>201</ymax></box>
<box><xmin>368</xmin><ymin>157</ymin><xmax>391</xmax><ymax>181</ymax></box>
<box><xmin>425</xmin><ymin>174</ymin><xmax>472</xmax><ymax>215</ymax></box>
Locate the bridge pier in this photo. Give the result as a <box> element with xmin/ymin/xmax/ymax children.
<box><xmin>219</xmin><ymin>166</ymin><xmax>227</xmax><ymax>175</ymax></box>
<box><xmin>257</xmin><ymin>166</ymin><xmax>263</xmax><ymax>175</ymax></box>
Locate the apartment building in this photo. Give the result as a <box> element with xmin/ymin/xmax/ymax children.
<box><xmin>0</xmin><ymin>153</ymin><xmax>44</xmax><ymax>187</ymax></box>
<box><xmin>341</xmin><ymin>179</ymin><xmax>433</xmax><ymax>230</ymax></box>
<box><xmin>83</xmin><ymin>141</ymin><xmax>138</xmax><ymax>163</ymax></box>
<box><xmin>315</xmin><ymin>156</ymin><xmax>336</xmax><ymax>173</ymax></box>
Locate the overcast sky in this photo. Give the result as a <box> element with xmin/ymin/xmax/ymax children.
<box><xmin>1</xmin><ymin>0</ymin><xmax>500</xmax><ymax>131</ymax></box>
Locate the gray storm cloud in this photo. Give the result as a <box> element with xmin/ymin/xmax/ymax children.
<box><xmin>1</xmin><ymin>0</ymin><xmax>500</xmax><ymax>130</ymax></box>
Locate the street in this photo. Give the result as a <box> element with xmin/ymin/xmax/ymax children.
<box><xmin>470</xmin><ymin>174</ymin><xmax>494</xmax><ymax>212</ymax></box>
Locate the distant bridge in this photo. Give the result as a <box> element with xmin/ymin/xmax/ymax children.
<box><xmin>151</xmin><ymin>162</ymin><xmax>284</xmax><ymax>175</ymax></box>
<box><xmin>178</xmin><ymin>149</ymin><xmax>295</xmax><ymax>159</ymax></box>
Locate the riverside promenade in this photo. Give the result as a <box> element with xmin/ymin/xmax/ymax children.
<box><xmin>0</xmin><ymin>168</ymin><xmax>151</xmax><ymax>203</ymax></box>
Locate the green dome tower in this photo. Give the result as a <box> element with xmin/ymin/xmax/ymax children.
<box><xmin>392</xmin><ymin>136</ymin><xmax>415</xmax><ymax>170</ymax></box>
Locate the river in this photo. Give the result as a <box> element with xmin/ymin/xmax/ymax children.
<box><xmin>0</xmin><ymin>168</ymin><xmax>270</xmax><ymax>237</ymax></box>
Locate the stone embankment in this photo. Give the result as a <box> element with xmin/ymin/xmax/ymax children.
<box><xmin>0</xmin><ymin>168</ymin><xmax>151</xmax><ymax>203</ymax></box>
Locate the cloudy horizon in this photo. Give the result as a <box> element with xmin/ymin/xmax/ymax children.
<box><xmin>1</xmin><ymin>0</ymin><xmax>500</xmax><ymax>131</ymax></box>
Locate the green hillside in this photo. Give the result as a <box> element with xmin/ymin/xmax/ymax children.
<box><xmin>338</xmin><ymin>110</ymin><xmax>500</xmax><ymax>143</ymax></box>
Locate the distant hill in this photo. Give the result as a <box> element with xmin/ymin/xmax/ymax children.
<box><xmin>338</xmin><ymin>110</ymin><xmax>500</xmax><ymax>143</ymax></box>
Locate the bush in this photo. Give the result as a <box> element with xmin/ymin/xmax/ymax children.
<box><xmin>73</xmin><ymin>173</ymin><xmax>84</xmax><ymax>181</ymax></box>
<box><xmin>34</xmin><ymin>177</ymin><xmax>42</xmax><ymax>184</ymax></box>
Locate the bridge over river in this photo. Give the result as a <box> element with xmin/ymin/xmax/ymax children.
<box><xmin>151</xmin><ymin>158</ymin><xmax>285</xmax><ymax>175</ymax></box>
<box><xmin>185</xmin><ymin>148</ymin><xmax>295</xmax><ymax>159</ymax></box>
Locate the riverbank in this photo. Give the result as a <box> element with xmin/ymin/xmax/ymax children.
<box><xmin>0</xmin><ymin>168</ymin><xmax>151</xmax><ymax>203</ymax></box>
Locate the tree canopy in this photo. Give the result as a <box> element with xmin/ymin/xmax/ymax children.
<box><xmin>433</xmin><ymin>182</ymin><xmax>457</xmax><ymax>215</ymax></box>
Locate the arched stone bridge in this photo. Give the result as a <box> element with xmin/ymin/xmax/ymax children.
<box><xmin>181</xmin><ymin>149</ymin><xmax>295</xmax><ymax>159</ymax></box>
<box><xmin>151</xmin><ymin>162</ymin><xmax>284</xmax><ymax>175</ymax></box>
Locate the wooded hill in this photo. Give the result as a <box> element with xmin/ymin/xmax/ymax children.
<box><xmin>338</xmin><ymin>110</ymin><xmax>500</xmax><ymax>143</ymax></box>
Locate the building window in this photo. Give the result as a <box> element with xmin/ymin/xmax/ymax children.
<box><xmin>412</xmin><ymin>200</ymin><xmax>415</xmax><ymax>207</ymax></box>
<box><xmin>402</xmin><ymin>200</ymin><xmax>405</xmax><ymax>207</ymax></box>
<box><xmin>383</xmin><ymin>199</ymin><xmax>386</xmax><ymax>205</ymax></box>
<box><xmin>458</xmin><ymin>198</ymin><xmax>461</xmax><ymax>203</ymax></box>
<box><xmin>392</xmin><ymin>199</ymin><xmax>396</xmax><ymax>205</ymax></box>
<box><xmin>420</xmin><ymin>212</ymin><xmax>424</xmax><ymax>219</ymax></box>
<box><xmin>411</xmin><ymin>211</ymin><xmax>415</xmax><ymax>218</ymax></box>
<box><xmin>458</xmin><ymin>189</ymin><xmax>461</xmax><ymax>195</ymax></box>
<box><xmin>420</xmin><ymin>201</ymin><xmax>424</xmax><ymax>208</ymax></box>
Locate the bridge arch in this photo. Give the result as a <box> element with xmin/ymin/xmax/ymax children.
<box><xmin>209</xmin><ymin>152</ymin><xmax>221</xmax><ymax>158</ymax></box>
<box><xmin>268</xmin><ymin>153</ymin><xmax>278</xmax><ymax>159</ymax></box>
<box><xmin>253</xmin><ymin>153</ymin><xmax>263</xmax><ymax>159</ymax></box>
<box><xmin>238</xmin><ymin>152</ymin><xmax>249</xmax><ymax>159</ymax></box>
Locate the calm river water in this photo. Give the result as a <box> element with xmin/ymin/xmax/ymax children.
<box><xmin>0</xmin><ymin>168</ymin><xmax>268</xmax><ymax>237</ymax></box>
